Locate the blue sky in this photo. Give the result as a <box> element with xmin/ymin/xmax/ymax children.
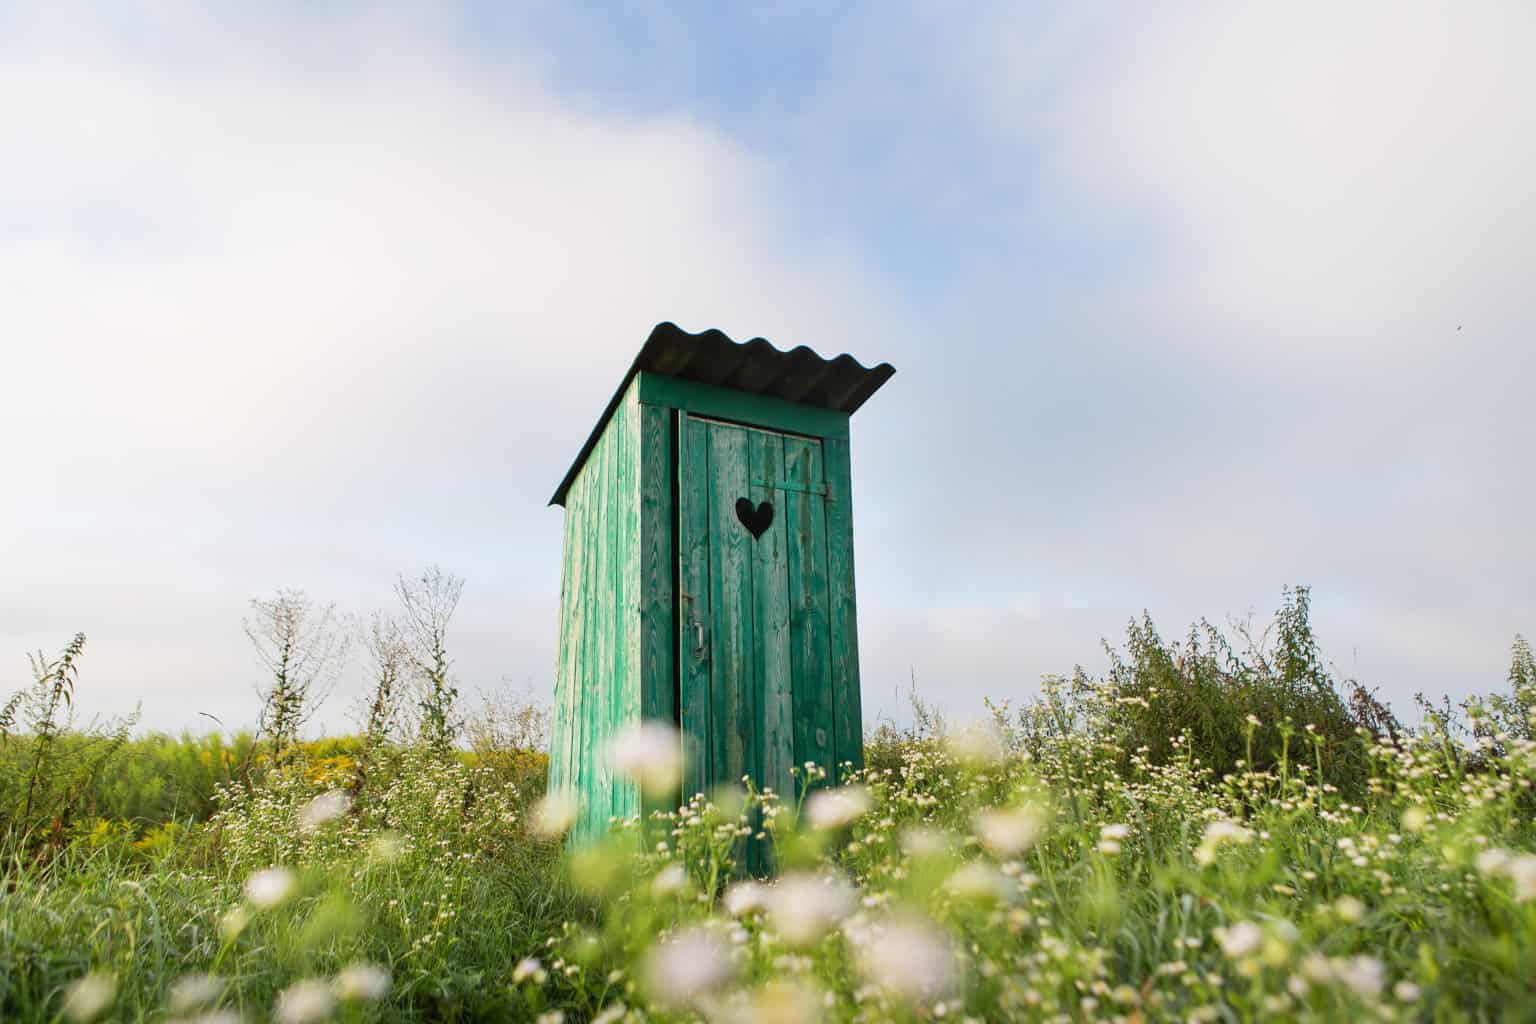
<box><xmin>3</xmin><ymin>1</ymin><xmax>1533</xmax><ymax>733</ymax></box>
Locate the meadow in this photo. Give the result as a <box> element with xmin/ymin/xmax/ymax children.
<box><xmin>3</xmin><ymin>587</ymin><xmax>1534</xmax><ymax>1022</ymax></box>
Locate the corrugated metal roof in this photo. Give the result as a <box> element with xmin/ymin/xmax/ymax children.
<box><xmin>550</xmin><ymin>322</ymin><xmax>895</xmax><ymax>506</ymax></box>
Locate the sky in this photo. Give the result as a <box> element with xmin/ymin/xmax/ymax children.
<box><xmin>3</xmin><ymin>1</ymin><xmax>1533</xmax><ymax>735</ymax></box>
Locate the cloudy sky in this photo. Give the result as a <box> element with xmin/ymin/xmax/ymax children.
<box><xmin>4</xmin><ymin>2</ymin><xmax>1532</xmax><ymax>734</ymax></box>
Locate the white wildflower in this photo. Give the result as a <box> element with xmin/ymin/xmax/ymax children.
<box><xmin>334</xmin><ymin>962</ymin><xmax>390</xmax><ymax>1002</ymax></box>
<box><xmin>724</xmin><ymin>880</ymin><xmax>771</xmax><ymax>918</ymax></box>
<box><xmin>944</xmin><ymin>862</ymin><xmax>1009</xmax><ymax>902</ymax></box>
<box><xmin>532</xmin><ymin>792</ymin><xmax>580</xmax><ymax>837</ymax></box>
<box><xmin>767</xmin><ymin>872</ymin><xmax>857</xmax><ymax>945</ymax></box>
<box><xmin>243</xmin><ymin>866</ymin><xmax>297</xmax><ymax>910</ymax></box>
<box><xmin>218</xmin><ymin>905</ymin><xmax>250</xmax><ymax>941</ymax></box>
<box><xmin>591</xmin><ymin>1005</ymin><xmax>627</xmax><ymax>1024</ymax></box>
<box><xmin>644</xmin><ymin>927</ymin><xmax>736</xmax><ymax>1008</ymax></box>
<box><xmin>609</xmin><ymin>721</ymin><xmax>683</xmax><ymax>799</ymax></box>
<box><xmin>1195</xmin><ymin>820</ymin><xmax>1252</xmax><ymax>866</ymax></box>
<box><xmin>297</xmin><ymin>789</ymin><xmax>350</xmax><ymax>832</ymax></box>
<box><xmin>1394</xmin><ymin>980</ymin><xmax>1423</xmax><ymax>1002</ymax></box>
<box><xmin>168</xmin><ymin>973</ymin><xmax>225</xmax><ymax>1013</ymax></box>
<box><xmin>804</xmin><ymin>785</ymin><xmax>872</xmax><ymax>830</ymax></box>
<box><xmin>274</xmin><ymin>979</ymin><xmax>336</xmax><ymax>1024</ymax></box>
<box><xmin>1100</xmin><ymin>823</ymin><xmax>1131</xmax><ymax>841</ymax></box>
<box><xmin>736</xmin><ymin>979</ymin><xmax>824</xmax><ymax>1024</ymax></box>
<box><xmin>1335</xmin><ymin>955</ymin><xmax>1386</xmax><ymax>998</ymax></box>
<box><xmin>652</xmin><ymin>862</ymin><xmax>689</xmax><ymax>897</ymax></box>
<box><xmin>1505</xmin><ymin>854</ymin><xmax>1536</xmax><ymax>901</ymax></box>
<box><xmin>61</xmin><ymin>972</ymin><xmax>116</xmax><ymax>1022</ymax></box>
<box><xmin>1334</xmin><ymin>895</ymin><xmax>1366</xmax><ymax>922</ymax></box>
<box><xmin>1214</xmin><ymin>921</ymin><xmax>1264</xmax><ymax>959</ymax></box>
<box><xmin>535</xmin><ymin>1012</ymin><xmax>565</xmax><ymax>1024</ymax></box>
<box><xmin>513</xmin><ymin>957</ymin><xmax>548</xmax><ymax>985</ymax></box>
<box><xmin>851</xmin><ymin>915</ymin><xmax>957</xmax><ymax>1003</ymax></box>
<box><xmin>973</xmin><ymin>805</ymin><xmax>1045</xmax><ymax>857</ymax></box>
<box><xmin>1475</xmin><ymin>847</ymin><xmax>1512</xmax><ymax>876</ymax></box>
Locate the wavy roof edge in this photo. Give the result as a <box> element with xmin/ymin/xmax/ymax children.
<box><xmin>549</xmin><ymin>322</ymin><xmax>895</xmax><ymax>506</ymax></box>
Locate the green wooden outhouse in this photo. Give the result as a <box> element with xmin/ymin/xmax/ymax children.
<box><xmin>547</xmin><ymin>322</ymin><xmax>894</xmax><ymax>843</ymax></box>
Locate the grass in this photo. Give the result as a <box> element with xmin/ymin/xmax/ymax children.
<box><xmin>3</xmin><ymin>592</ymin><xmax>1534</xmax><ymax>1022</ymax></box>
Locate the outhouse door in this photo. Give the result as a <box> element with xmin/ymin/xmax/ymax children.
<box><xmin>678</xmin><ymin>413</ymin><xmax>837</xmax><ymax>807</ymax></box>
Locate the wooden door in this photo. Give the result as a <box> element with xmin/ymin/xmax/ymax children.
<box><xmin>678</xmin><ymin>415</ymin><xmax>836</xmax><ymax>810</ymax></box>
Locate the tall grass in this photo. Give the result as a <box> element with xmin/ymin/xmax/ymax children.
<box><xmin>3</xmin><ymin>589</ymin><xmax>1534</xmax><ymax>1022</ymax></box>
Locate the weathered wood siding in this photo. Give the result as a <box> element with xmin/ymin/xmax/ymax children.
<box><xmin>551</xmin><ymin>371</ymin><xmax>864</xmax><ymax>849</ymax></box>
<box><xmin>549</xmin><ymin>379</ymin><xmax>656</xmax><ymax>844</ymax></box>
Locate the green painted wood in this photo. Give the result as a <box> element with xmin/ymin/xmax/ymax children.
<box><xmin>708</xmin><ymin>422</ymin><xmax>754</xmax><ymax>799</ymax></box>
<box><xmin>751</xmin><ymin>430</ymin><xmax>795</xmax><ymax>807</ymax></box>
<box><xmin>638</xmin><ymin>372</ymin><xmax>850</xmax><ymax>441</ymax></box>
<box><xmin>553</xmin><ymin>367</ymin><xmax>872</xmax><ymax>849</ymax></box>
<box><xmin>549</xmin><ymin>380</ymin><xmax>650</xmax><ymax>844</ymax></box>
<box><xmin>783</xmin><ymin>436</ymin><xmax>835</xmax><ymax>793</ymax></box>
<box><xmin>638</xmin><ymin>404</ymin><xmax>675</xmax><ymax>725</ymax></box>
<box><xmin>678</xmin><ymin>413</ymin><xmax>713</xmax><ymax>800</ymax></box>
<box><xmin>823</xmin><ymin>436</ymin><xmax>864</xmax><ymax>780</ymax></box>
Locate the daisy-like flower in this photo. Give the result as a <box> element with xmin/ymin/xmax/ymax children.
<box><xmin>532</xmin><ymin>792</ymin><xmax>580</xmax><ymax>838</ymax></box>
<box><xmin>652</xmin><ymin>863</ymin><xmax>688</xmax><ymax>897</ymax></box>
<box><xmin>243</xmin><ymin>866</ymin><xmax>297</xmax><ymax>910</ymax></box>
<box><xmin>850</xmin><ymin>914</ymin><xmax>957</xmax><ymax>1003</ymax></box>
<box><xmin>274</xmin><ymin>979</ymin><xmax>336</xmax><ymax>1024</ymax></box>
<box><xmin>1335</xmin><ymin>955</ymin><xmax>1386</xmax><ymax>998</ymax></box>
<box><xmin>644</xmin><ymin>927</ymin><xmax>736</xmax><ymax>1008</ymax></box>
<box><xmin>608</xmin><ymin>721</ymin><xmax>683</xmax><ymax>799</ymax></box>
<box><xmin>1214</xmin><ymin>921</ymin><xmax>1264</xmax><ymax>959</ymax></box>
<box><xmin>513</xmin><ymin>958</ymin><xmax>548</xmax><ymax>985</ymax></box>
<box><xmin>944</xmin><ymin>861</ymin><xmax>1010</xmax><ymax>902</ymax></box>
<box><xmin>333</xmin><ymin>962</ymin><xmax>390</xmax><ymax>1002</ymax></box>
<box><xmin>973</xmin><ymin>805</ymin><xmax>1046</xmax><ymax>857</ymax></box>
<box><xmin>804</xmin><ymin>785</ymin><xmax>872</xmax><ymax>830</ymax></box>
<box><xmin>168</xmin><ymin>973</ymin><xmax>225</xmax><ymax>1013</ymax></box>
<box><xmin>61</xmin><ymin>972</ymin><xmax>116</xmax><ymax>1022</ymax></box>
<box><xmin>723</xmin><ymin>880</ymin><xmax>770</xmax><ymax>918</ymax></box>
<box><xmin>1194</xmin><ymin>820</ymin><xmax>1252</xmax><ymax>866</ymax></box>
<box><xmin>1333</xmin><ymin>895</ymin><xmax>1366</xmax><ymax>922</ymax></box>
<box><xmin>767</xmin><ymin>872</ymin><xmax>857</xmax><ymax>946</ymax></box>
<box><xmin>1505</xmin><ymin>854</ymin><xmax>1536</xmax><ymax>901</ymax></box>
<box><xmin>297</xmin><ymin>789</ymin><xmax>350</xmax><ymax>832</ymax></box>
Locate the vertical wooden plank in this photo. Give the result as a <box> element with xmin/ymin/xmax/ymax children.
<box><xmin>638</xmin><ymin>404</ymin><xmax>675</xmax><ymax>725</ymax></box>
<box><xmin>708</xmin><ymin>422</ymin><xmax>754</xmax><ymax>796</ymax></box>
<box><xmin>678</xmin><ymin>414</ymin><xmax>713</xmax><ymax>800</ymax></box>
<box><xmin>609</xmin><ymin>393</ymin><xmax>633</xmax><ymax>824</ymax></box>
<box><xmin>569</xmin><ymin>436</ymin><xmax>599</xmax><ymax>841</ymax></box>
<box><xmin>823</xmin><ymin>436</ymin><xmax>864</xmax><ymax>780</ymax></box>
<box><xmin>784</xmin><ymin>438</ymin><xmax>835</xmax><ymax>793</ymax></box>
<box><xmin>751</xmin><ymin>431</ymin><xmax>794</xmax><ymax>805</ymax></box>
<box><xmin>585</xmin><ymin>405</ymin><xmax>613</xmax><ymax>838</ymax></box>
<box><xmin>548</xmin><ymin>494</ymin><xmax>575</xmax><ymax>796</ymax></box>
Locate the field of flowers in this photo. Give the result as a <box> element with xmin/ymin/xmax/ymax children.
<box><xmin>5</xmin><ymin>668</ymin><xmax>1536</xmax><ymax>1023</ymax></box>
<box><xmin>5</xmin><ymin>592</ymin><xmax>1535</xmax><ymax>1023</ymax></box>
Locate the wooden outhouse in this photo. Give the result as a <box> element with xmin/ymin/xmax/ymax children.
<box><xmin>547</xmin><ymin>322</ymin><xmax>894</xmax><ymax>843</ymax></box>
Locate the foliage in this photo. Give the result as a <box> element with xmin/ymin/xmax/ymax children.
<box><xmin>0</xmin><ymin>635</ymin><xmax>138</xmax><ymax>851</ymax></box>
<box><xmin>245</xmin><ymin>590</ymin><xmax>350</xmax><ymax>759</ymax></box>
<box><xmin>395</xmin><ymin>566</ymin><xmax>465</xmax><ymax>758</ymax></box>
<box><xmin>4</xmin><ymin>595</ymin><xmax>1535</xmax><ymax>1021</ymax></box>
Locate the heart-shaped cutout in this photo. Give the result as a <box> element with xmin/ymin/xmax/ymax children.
<box><xmin>735</xmin><ymin>497</ymin><xmax>774</xmax><ymax>540</ymax></box>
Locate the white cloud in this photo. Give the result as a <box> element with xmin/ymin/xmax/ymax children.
<box><xmin>0</xmin><ymin>5</ymin><xmax>904</xmax><ymax>729</ymax></box>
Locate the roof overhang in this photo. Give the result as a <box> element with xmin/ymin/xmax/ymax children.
<box><xmin>549</xmin><ymin>322</ymin><xmax>895</xmax><ymax>506</ymax></box>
